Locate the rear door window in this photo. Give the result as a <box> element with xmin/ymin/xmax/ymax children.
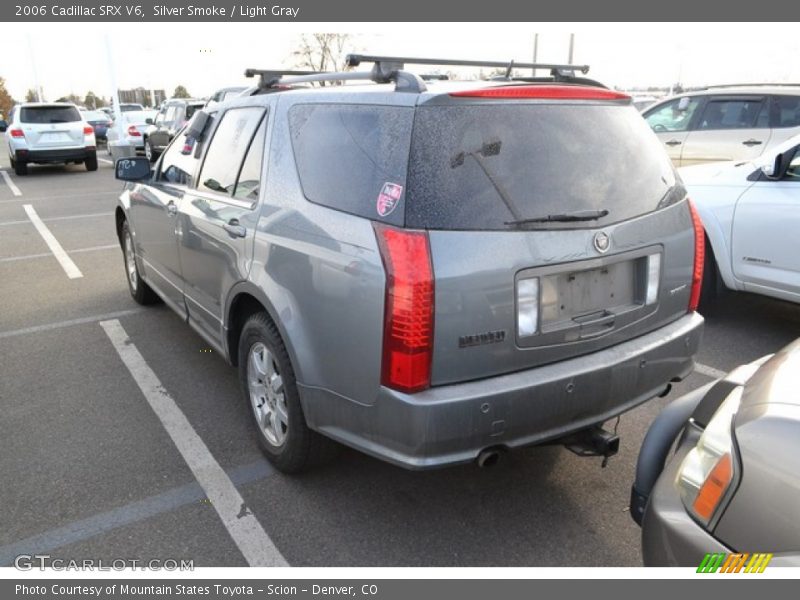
<box><xmin>288</xmin><ymin>104</ymin><xmax>414</xmax><ymax>224</ymax></box>
<box><xmin>197</xmin><ymin>107</ymin><xmax>265</xmax><ymax>197</ymax></box>
<box><xmin>697</xmin><ymin>98</ymin><xmax>765</xmax><ymax>130</ymax></box>
<box><xmin>772</xmin><ymin>95</ymin><xmax>800</xmax><ymax>128</ymax></box>
<box><xmin>233</xmin><ymin>118</ymin><xmax>266</xmax><ymax>201</ymax></box>
<box><xmin>20</xmin><ymin>106</ymin><xmax>81</xmax><ymax>124</ymax></box>
<box><xmin>406</xmin><ymin>102</ymin><xmax>680</xmax><ymax>231</ymax></box>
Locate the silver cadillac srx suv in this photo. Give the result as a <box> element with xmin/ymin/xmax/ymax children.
<box><xmin>113</xmin><ymin>55</ymin><xmax>705</xmax><ymax>472</ymax></box>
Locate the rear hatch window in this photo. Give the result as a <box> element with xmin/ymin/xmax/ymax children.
<box><xmin>405</xmin><ymin>102</ymin><xmax>680</xmax><ymax>230</ymax></box>
<box><xmin>21</xmin><ymin>106</ymin><xmax>81</xmax><ymax>124</ymax></box>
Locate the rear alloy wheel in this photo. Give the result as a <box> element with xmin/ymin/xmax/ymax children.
<box><xmin>239</xmin><ymin>313</ymin><xmax>337</xmax><ymax>473</ymax></box>
<box><xmin>121</xmin><ymin>220</ymin><xmax>159</xmax><ymax>305</ymax></box>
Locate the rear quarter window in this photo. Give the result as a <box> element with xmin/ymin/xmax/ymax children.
<box><xmin>405</xmin><ymin>102</ymin><xmax>681</xmax><ymax>230</ymax></box>
<box><xmin>772</xmin><ymin>95</ymin><xmax>800</xmax><ymax>128</ymax></box>
<box><xmin>288</xmin><ymin>103</ymin><xmax>414</xmax><ymax>224</ymax></box>
<box><xmin>20</xmin><ymin>106</ymin><xmax>81</xmax><ymax>124</ymax></box>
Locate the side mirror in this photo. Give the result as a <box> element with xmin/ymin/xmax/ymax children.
<box><xmin>115</xmin><ymin>157</ymin><xmax>151</xmax><ymax>182</ymax></box>
<box><xmin>760</xmin><ymin>151</ymin><xmax>790</xmax><ymax>180</ymax></box>
<box><xmin>145</xmin><ymin>118</ymin><xmax>153</xmax><ymax>125</ymax></box>
<box><xmin>0</xmin><ymin>120</ymin><xmax>7</xmax><ymax>132</ymax></box>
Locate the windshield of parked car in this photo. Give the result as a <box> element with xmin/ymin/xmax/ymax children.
<box><xmin>405</xmin><ymin>102</ymin><xmax>681</xmax><ymax>230</ymax></box>
<box><xmin>21</xmin><ymin>105</ymin><xmax>81</xmax><ymax>124</ymax></box>
<box><xmin>119</xmin><ymin>104</ymin><xmax>143</xmax><ymax>112</ymax></box>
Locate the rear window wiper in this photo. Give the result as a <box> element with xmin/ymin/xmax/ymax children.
<box><xmin>506</xmin><ymin>209</ymin><xmax>609</xmax><ymax>226</ymax></box>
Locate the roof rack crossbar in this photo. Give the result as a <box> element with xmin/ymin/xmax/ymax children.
<box><xmin>244</xmin><ymin>68</ymin><xmax>321</xmax><ymax>88</ymax></box>
<box><xmin>345</xmin><ymin>54</ymin><xmax>590</xmax><ymax>75</ymax></box>
<box><xmin>247</xmin><ymin>65</ymin><xmax>428</xmax><ymax>94</ymax></box>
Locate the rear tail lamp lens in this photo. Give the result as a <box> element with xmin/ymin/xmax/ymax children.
<box><xmin>9</xmin><ymin>129</ymin><xmax>24</xmax><ymax>138</ymax></box>
<box><xmin>83</xmin><ymin>126</ymin><xmax>94</xmax><ymax>135</ymax></box>
<box><xmin>374</xmin><ymin>224</ymin><xmax>434</xmax><ymax>394</ymax></box>
<box><xmin>127</xmin><ymin>125</ymin><xmax>142</xmax><ymax>137</ymax></box>
<box><xmin>517</xmin><ymin>278</ymin><xmax>540</xmax><ymax>337</ymax></box>
<box><xmin>687</xmin><ymin>199</ymin><xmax>705</xmax><ymax>312</ymax></box>
<box><xmin>676</xmin><ymin>386</ymin><xmax>742</xmax><ymax>526</ymax></box>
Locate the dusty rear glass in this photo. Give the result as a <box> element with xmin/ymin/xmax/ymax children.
<box><xmin>289</xmin><ymin>103</ymin><xmax>414</xmax><ymax>225</ymax></box>
<box><xmin>20</xmin><ymin>106</ymin><xmax>81</xmax><ymax>124</ymax></box>
<box><xmin>405</xmin><ymin>102</ymin><xmax>680</xmax><ymax>230</ymax></box>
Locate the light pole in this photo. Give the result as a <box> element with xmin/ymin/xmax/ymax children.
<box><xmin>104</xmin><ymin>35</ymin><xmax>133</xmax><ymax>159</ymax></box>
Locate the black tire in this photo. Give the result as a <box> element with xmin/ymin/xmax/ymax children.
<box><xmin>14</xmin><ymin>159</ymin><xmax>27</xmax><ymax>176</ymax></box>
<box><xmin>9</xmin><ymin>155</ymin><xmax>15</xmax><ymax>169</ymax></box>
<box><xmin>698</xmin><ymin>238</ymin><xmax>724</xmax><ymax>314</ymax></box>
<box><xmin>85</xmin><ymin>154</ymin><xmax>98</xmax><ymax>172</ymax></box>
<box><xmin>120</xmin><ymin>220</ymin><xmax>159</xmax><ymax>305</ymax></box>
<box><xmin>144</xmin><ymin>138</ymin><xmax>159</xmax><ymax>163</ymax></box>
<box><xmin>238</xmin><ymin>312</ymin><xmax>337</xmax><ymax>473</ymax></box>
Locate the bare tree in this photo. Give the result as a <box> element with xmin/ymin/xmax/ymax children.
<box><xmin>25</xmin><ymin>88</ymin><xmax>39</xmax><ymax>102</ymax></box>
<box><xmin>291</xmin><ymin>33</ymin><xmax>352</xmax><ymax>85</ymax></box>
<box><xmin>0</xmin><ymin>77</ymin><xmax>13</xmax><ymax>118</ymax></box>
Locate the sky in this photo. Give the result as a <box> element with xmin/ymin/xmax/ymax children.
<box><xmin>1</xmin><ymin>22</ymin><xmax>799</xmax><ymax>101</ymax></box>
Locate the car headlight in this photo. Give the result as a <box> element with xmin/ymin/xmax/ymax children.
<box><xmin>676</xmin><ymin>386</ymin><xmax>742</xmax><ymax>527</ymax></box>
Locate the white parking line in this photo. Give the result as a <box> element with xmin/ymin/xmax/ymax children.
<box><xmin>100</xmin><ymin>319</ymin><xmax>288</xmax><ymax>567</ymax></box>
<box><xmin>98</xmin><ymin>157</ymin><xmax>114</xmax><ymax>165</ymax></box>
<box><xmin>0</xmin><ymin>211</ymin><xmax>111</xmax><ymax>227</ymax></box>
<box><xmin>0</xmin><ymin>190</ymin><xmax>118</xmax><ymax>204</ymax></box>
<box><xmin>0</xmin><ymin>243</ymin><xmax>118</xmax><ymax>263</ymax></box>
<box><xmin>22</xmin><ymin>204</ymin><xmax>83</xmax><ymax>279</ymax></box>
<box><xmin>694</xmin><ymin>362</ymin><xmax>727</xmax><ymax>380</ymax></box>
<box><xmin>0</xmin><ymin>308</ymin><xmax>143</xmax><ymax>340</ymax></box>
<box><xmin>0</xmin><ymin>169</ymin><xmax>22</xmax><ymax>196</ymax></box>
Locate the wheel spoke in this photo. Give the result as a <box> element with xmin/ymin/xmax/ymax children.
<box><xmin>275</xmin><ymin>399</ymin><xmax>289</xmax><ymax>426</ymax></box>
<box><xmin>270</xmin><ymin>411</ymin><xmax>284</xmax><ymax>443</ymax></box>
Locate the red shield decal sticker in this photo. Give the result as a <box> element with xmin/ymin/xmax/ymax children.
<box><xmin>376</xmin><ymin>182</ymin><xmax>403</xmax><ymax>217</ymax></box>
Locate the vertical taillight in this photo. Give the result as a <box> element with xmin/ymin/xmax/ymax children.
<box><xmin>687</xmin><ymin>199</ymin><xmax>705</xmax><ymax>312</ymax></box>
<box><xmin>83</xmin><ymin>125</ymin><xmax>94</xmax><ymax>135</ymax></box>
<box><xmin>374</xmin><ymin>223</ymin><xmax>434</xmax><ymax>393</ymax></box>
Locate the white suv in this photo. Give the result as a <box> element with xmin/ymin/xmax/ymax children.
<box><xmin>4</xmin><ymin>102</ymin><xmax>97</xmax><ymax>175</ymax></box>
<box><xmin>642</xmin><ymin>86</ymin><xmax>800</xmax><ymax>167</ymax></box>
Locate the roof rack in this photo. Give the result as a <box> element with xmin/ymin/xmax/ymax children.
<box><xmin>244</xmin><ymin>68</ymin><xmax>322</xmax><ymax>88</ymax></box>
<box><xmin>245</xmin><ymin>55</ymin><xmax>594</xmax><ymax>95</ymax></box>
<box><xmin>346</xmin><ymin>54</ymin><xmax>589</xmax><ymax>76</ymax></box>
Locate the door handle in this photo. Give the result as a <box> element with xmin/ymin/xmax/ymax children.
<box><xmin>166</xmin><ymin>201</ymin><xmax>178</xmax><ymax>217</ymax></box>
<box><xmin>223</xmin><ymin>219</ymin><xmax>246</xmax><ymax>238</ymax></box>
<box><xmin>742</xmin><ymin>139</ymin><xmax>763</xmax><ymax>146</ymax></box>
<box><xmin>665</xmin><ymin>139</ymin><xmax>682</xmax><ymax>146</ymax></box>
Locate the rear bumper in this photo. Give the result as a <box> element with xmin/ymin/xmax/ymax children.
<box><xmin>300</xmin><ymin>312</ymin><xmax>704</xmax><ymax>469</ymax></box>
<box><xmin>17</xmin><ymin>147</ymin><xmax>96</xmax><ymax>163</ymax></box>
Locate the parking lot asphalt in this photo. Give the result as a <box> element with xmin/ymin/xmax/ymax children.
<box><xmin>1</xmin><ymin>134</ymin><xmax>799</xmax><ymax>567</ymax></box>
